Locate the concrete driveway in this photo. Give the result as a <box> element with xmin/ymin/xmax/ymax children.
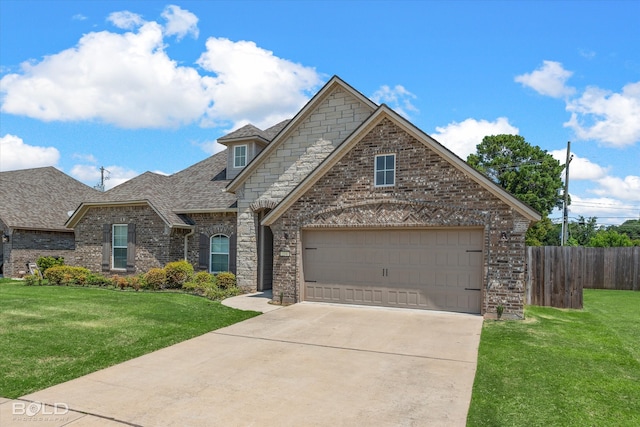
<box><xmin>6</xmin><ymin>302</ymin><xmax>483</xmax><ymax>426</ymax></box>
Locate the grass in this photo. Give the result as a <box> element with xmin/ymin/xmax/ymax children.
<box><xmin>467</xmin><ymin>289</ymin><xmax>640</xmax><ymax>427</ymax></box>
<box><xmin>0</xmin><ymin>279</ymin><xmax>259</xmax><ymax>398</ymax></box>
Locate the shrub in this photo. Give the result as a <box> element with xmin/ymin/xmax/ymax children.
<box><xmin>128</xmin><ymin>275</ymin><xmax>141</xmax><ymax>291</ymax></box>
<box><xmin>113</xmin><ymin>275</ymin><xmax>128</xmax><ymax>290</ymax></box>
<box><xmin>36</xmin><ymin>256</ymin><xmax>64</xmax><ymax>274</ymax></box>
<box><xmin>216</xmin><ymin>272</ymin><xmax>236</xmax><ymax>290</ymax></box>
<box><xmin>44</xmin><ymin>266</ymin><xmax>91</xmax><ymax>286</ymax></box>
<box><xmin>193</xmin><ymin>271</ymin><xmax>216</xmax><ymax>286</ymax></box>
<box><xmin>87</xmin><ymin>273</ymin><xmax>113</xmax><ymax>287</ymax></box>
<box><xmin>164</xmin><ymin>260</ymin><xmax>194</xmax><ymax>289</ymax></box>
<box><xmin>144</xmin><ymin>268</ymin><xmax>166</xmax><ymax>290</ymax></box>
<box><xmin>24</xmin><ymin>274</ymin><xmax>42</xmax><ymax>286</ymax></box>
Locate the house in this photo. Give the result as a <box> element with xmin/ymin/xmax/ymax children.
<box><xmin>4</xmin><ymin>76</ymin><xmax>541</xmax><ymax>317</ymax></box>
<box><xmin>224</xmin><ymin>76</ymin><xmax>540</xmax><ymax>317</ymax></box>
<box><xmin>0</xmin><ymin>167</ymin><xmax>102</xmax><ymax>277</ymax></box>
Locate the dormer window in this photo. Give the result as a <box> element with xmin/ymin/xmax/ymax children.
<box><xmin>234</xmin><ymin>145</ymin><xmax>247</xmax><ymax>168</ymax></box>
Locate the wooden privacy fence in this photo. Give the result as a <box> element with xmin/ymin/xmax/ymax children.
<box><xmin>526</xmin><ymin>246</ymin><xmax>640</xmax><ymax>309</ymax></box>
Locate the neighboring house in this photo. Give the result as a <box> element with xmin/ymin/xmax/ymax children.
<box><xmin>2</xmin><ymin>76</ymin><xmax>541</xmax><ymax>317</ymax></box>
<box><xmin>0</xmin><ymin>167</ymin><xmax>102</xmax><ymax>277</ymax></box>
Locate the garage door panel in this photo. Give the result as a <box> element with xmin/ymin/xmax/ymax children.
<box><xmin>303</xmin><ymin>229</ymin><xmax>482</xmax><ymax>313</ymax></box>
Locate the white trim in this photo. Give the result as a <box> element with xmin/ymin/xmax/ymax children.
<box><xmin>374</xmin><ymin>153</ymin><xmax>396</xmax><ymax>188</ymax></box>
<box><xmin>210</xmin><ymin>234</ymin><xmax>230</xmax><ymax>273</ymax></box>
<box><xmin>233</xmin><ymin>145</ymin><xmax>247</xmax><ymax>168</ymax></box>
<box><xmin>112</xmin><ymin>224</ymin><xmax>128</xmax><ymax>270</ymax></box>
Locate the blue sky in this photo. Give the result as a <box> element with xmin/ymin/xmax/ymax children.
<box><xmin>1</xmin><ymin>0</ymin><xmax>638</xmax><ymax>225</ymax></box>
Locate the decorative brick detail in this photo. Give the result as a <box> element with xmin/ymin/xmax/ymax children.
<box><xmin>271</xmin><ymin>118</ymin><xmax>533</xmax><ymax>317</ymax></box>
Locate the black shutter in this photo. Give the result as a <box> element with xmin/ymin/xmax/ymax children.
<box><xmin>198</xmin><ymin>233</ymin><xmax>209</xmax><ymax>271</ymax></box>
<box><xmin>229</xmin><ymin>233</ymin><xmax>237</xmax><ymax>274</ymax></box>
<box><xmin>126</xmin><ymin>223</ymin><xmax>136</xmax><ymax>272</ymax></box>
<box><xmin>101</xmin><ymin>224</ymin><xmax>111</xmax><ymax>272</ymax></box>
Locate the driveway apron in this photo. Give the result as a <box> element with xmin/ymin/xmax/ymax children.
<box><xmin>12</xmin><ymin>303</ymin><xmax>483</xmax><ymax>426</ymax></box>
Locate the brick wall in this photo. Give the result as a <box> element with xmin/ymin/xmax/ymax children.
<box><xmin>272</xmin><ymin>118</ymin><xmax>532</xmax><ymax>317</ymax></box>
<box><xmin>1</xmin><ymin>227</ymin><xmax>76</xmax><ymax>277</ymax></box>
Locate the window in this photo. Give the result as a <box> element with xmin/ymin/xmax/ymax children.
<box><xmin>210</xmin><ymin>234</ymin><xmax>230</xmax><ymax>273</ymax></box>
<box><xmin>375</xmin><ymin>154</ymin><xmax>395</xmax><ymax>187</ymax></box>
<box><xmin>112</xmin><ymin>224</ymin><xmax>128</xmax><ymax>269</ymax></box>
<box><xmin>234</xmin><ymin>145</ymin><xmax>247</xmax><ymax>168</ymax></box>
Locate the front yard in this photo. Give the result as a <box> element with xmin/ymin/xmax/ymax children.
<box><xmin>468</xmin><ymin>289</ymin><xmax>640</xmax><ymax>426</ymax></box>
<box><xmin>0</xmin><ymin>279</ymin><xmax>259</xmax><ymax>398</ymax></box>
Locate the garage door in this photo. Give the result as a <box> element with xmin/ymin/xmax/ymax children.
<box><xmin>302</xmin><ymin>229</ymin><xmax>483</xmax><ymax>313</ymax></box>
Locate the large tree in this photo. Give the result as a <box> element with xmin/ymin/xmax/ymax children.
<box><xmin>467</xmin><ymin>134</ymin><xmax>565</xmax><ymax>216</ymax></box>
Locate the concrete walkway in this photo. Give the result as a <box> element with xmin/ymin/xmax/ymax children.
<box><xmin>2</xmin><ymin>296</ymin><xmax>483</xmax><ymax>426</ymax></box>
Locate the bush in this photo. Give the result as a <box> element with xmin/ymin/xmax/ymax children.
<box><xmin>164</xmin><ymin>260</ymin><xmax>194</xmax><ymax>288</ymax></box>
<box><xmin>44</xmin><ymin>266</ymin><xmax>91</xmax><ymax>286</ymax></box>
<box><xmin>216</xmin><ymin>272</ymin><xmax>236</xmax><ymax>290</ymax></box>
<box><xmin>144</xmin><ymin>268</ymin><xmax>166</xmax><ymax>290</ymax></box>
<box><xmin>193</xmin><ymin>271</ymin><xmax>216</xmax><ymax>286</ymax></box>
<box><xmin>24</xmin><ymin>274</ymin><xmax>42</xmax><ymax>286</ymax></box>
<box><xmin>36</xmin><ymin>256</ymin><xmax>64</xmax><ymax>274</ymax></box>
<box><xmin>87</xmin><ymin>273</ymin><xmax>113</xmax><ymax>287</ymax></box>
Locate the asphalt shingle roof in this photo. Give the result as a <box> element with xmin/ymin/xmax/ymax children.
<box><xmin>218</xmin><ymin>119</ymin><xmax>290</xmax><ymax>143</ymax></box>
<box><xmin>0</xmin><ymin>167</ymin><xmax>103</xmax><ymax>231</ymax></box>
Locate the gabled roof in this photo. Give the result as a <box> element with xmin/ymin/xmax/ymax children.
<box><xmin>0</xmin><ymin>167</ymin><xmax>103</xmax><ymax>232</ymax></box>
<box><xmin>262</xmin><ymin>105</ymin><xmax>542</xmax><ymax>226</ymax></box>
<box><xmin>226</xmin><ymin>76</ymin><xmax>378</xmax><ymax>193</ymax></box>
<box><xmin>66</xmin><ymin>151</ymin><xmax>237</xmax><ymax>228</ymax></box>
<box><xmin>217</xmin><ymin>120</ymin><xmax>291</xmax><ymax>146</ymax></box>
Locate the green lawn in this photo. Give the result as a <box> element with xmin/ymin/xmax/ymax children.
<box><xmin>468</xmin><ymin>289</ymin><xmax>640</xmax><ymax>427</ymax></box>
<box><xmin>0</xmin><ymin>279</ymin><xmax>259</xmax><ymax>398</ymax></box>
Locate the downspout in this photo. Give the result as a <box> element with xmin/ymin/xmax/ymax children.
<box><xmin>184</xmin><ymin>227</ymin><xmax>195</xmax><ymax>261</ymax></box>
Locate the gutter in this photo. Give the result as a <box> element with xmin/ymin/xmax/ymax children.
<box><xmin>184</xmin><ymin>227</ymin><xmax>195</xmax><ymax>261</ymax></box>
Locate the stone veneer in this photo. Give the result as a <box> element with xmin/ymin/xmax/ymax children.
<box><xmin>270</xmin><ymin>118</ymin><xmax>533</xmax><ymax>317</ymax></box>
<box><xmin>235</xmin><ymin>86</ymin><xmax>374</xmax><ymax>290</ymax></box>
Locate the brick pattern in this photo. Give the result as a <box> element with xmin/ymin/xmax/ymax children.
<box><xmin>1</xmin><ymin>226</ymin><xmax>76</xmax><ymax>277</ymax></box>
<box><xmin>235</xmin><ymin>87</ymin><xmax>373</xmax><ymax>290</ymax></box>
<box><xmin>74</xmin><ymin>205</ymin><xmax>236</xmax><ymax>276</ymax></box>
<box><xmin>271</xmin><ymin>118</ymin><xmax>531</xmax><ymax>317</ymax></box>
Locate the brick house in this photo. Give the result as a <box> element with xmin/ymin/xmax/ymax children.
<box><xmin>0</xmin><ymin>167</ymin><xmax>102</xmax><ymax>277</ymax></box>
<box><xmin>4</xmin><ymin>76</ymin><xmax>540</xmax><ymax>318</ymax></box>
<box><xmin>225</xmin><ymin>76</ymin><xmax>540</xmax><ymax>318</ymax></box>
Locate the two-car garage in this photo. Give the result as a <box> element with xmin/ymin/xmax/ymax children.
<box><xmin>302</xmin><ymin>228</ymin><xmax>484</xmax><ymax>314</ymax></box>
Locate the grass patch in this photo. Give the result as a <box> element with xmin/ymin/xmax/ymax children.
<box><xmin>467</xmin><ymin>289</ymin><xmax>640</xmax><ymax>427</ymax></box>
<box><xmin>0</xmin><ymin>279</ymin><xmax>259</xmax><ymax>398</ymax></box>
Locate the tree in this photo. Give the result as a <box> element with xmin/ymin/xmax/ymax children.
<box><xmin>467</xmin><ymin>134</ymin><xmax>565</xmax><ymax>216</ymax></box>
<box><xmin>587</xmin><ymin>230</ymin><xmax>633</xmax><ymax>247</ymax></box>
<box><xmin>611</xmin><ymin>219</ymin><xmax>640</xmax><ymax>241</ymax></box>
<box><xmin>568</xmin><ymin>216</ymin><xmax>599</xmax><ymax>246</ymax></box>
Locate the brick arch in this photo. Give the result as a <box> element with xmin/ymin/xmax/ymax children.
<box><xmin>250</xmin><ymin>198</ymin><xmax>279</xmax><ymax>213</ymax></box>
<box><xmin>300</xmin><ymin>199</ymin><xmax>490</xmax><ymax>228</ymax></box>
<box><xmin>200</xmin><ymin>223</ymin><xmax>235</xmax><ymax>237</ymax></box>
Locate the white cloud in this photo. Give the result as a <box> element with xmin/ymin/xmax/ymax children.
<box><xmin>591</xmin><ymin>175</ymin><xmax>640</xmax><ymax>202</ymax></box>
<box><xmin>72</xmin><ymin>14</ymin><xmax>87</xmax><ymax>21</ymax></box>
<box><xmin>70</xmin><ymin>164</ymin><xmax>139</xmax><ymax>190</ymax></box>
<box><xmin>0</xmin><ymin>134</ymin><xmax>60</xmax><ymax>171</ymax></box>
<box><xmin>0</xmin><ymin>22</ymin><xmax>212</xmax><ymax>128</ymax></box>
<box><xmin>431</xmin><ymin>117</ymin><xmax>519</xmax><ymax>159</ymax></box>
<box><xmin>196</xmin><ymin>139</ymin><xmax>226</xmax><ymax>155</ymax></box>
<box><xmin>564</xmin><ymin>81</ymin><xmax>640</xmax><ymax>147</ymax></box>
<box><xmin>72</xmin><ymin>153</ymin><xmax>98</xmax><ymax>163</ymax></box>
<box><xmin>549</xmin><ymin>149</ymin><xmax>609</xmax><ymax>181</ymax></box>
<box><xmin>515</xmin><ymin>60</ymin><xmax>576</xmax><ymax>98</ymax></box>
<box><xmin>370</xmin><ymin>85</ymin><xmax>418</xmax><ymax>118</ymax></box>
<box><xmin>1</xmin><ymin>12</ymin><xmax>322</xmax><ymax>133</ymax></box>
<box><xmin>161</xmin><ymin>5</ymin><xmax>199</xmax><ymax>40</ymax></box>
<box><xmin>567</xmin><ymin>194</ymin><xmax>640</xmax><ymax>224</ymax></box>
<box><xmin>197</xmin><ymin>37</ymin><xmax>322</xmax><ymax>129</ymax></box>
<box><xmin>107</xmin><ymin>11</ymin><xmax>144</xmax><ymax>30</ymax></box>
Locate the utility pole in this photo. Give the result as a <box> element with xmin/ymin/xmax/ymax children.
<box><xmin>561</xmin><ymin>141</ymin><xmax>573</xmax><ymax>246</ymax></box>
<box><xmin>94</xmin><ymin>166</ymin><xmax>109</xmax><ymax>192</ymax></box>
